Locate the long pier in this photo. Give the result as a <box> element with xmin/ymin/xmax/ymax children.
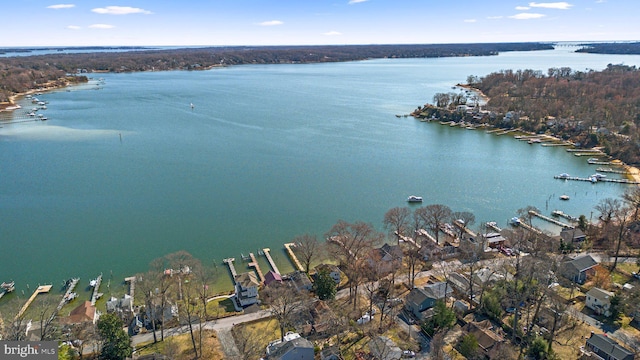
<box><xmin>395</xmin><ymin>231</ymin><xmax>421</xmax><ymax>248</ymax></box>
<box><xmin>248</xmin><ymin>253</ymin><xmax>265</xmax><ymax>283</ymax></box>
<box><xmin>262</xmin><ymin>248</ymin><xmax>281</xmax><ymax>275</ymax></box>
<box><xmin>416</xmin><ymin>229</ymin><xmax>438</xmax><ymax>245</ymax></box>
<box><xmin>529</xmin><ymin>210</ymin><xmax>574</xmax><ymax>229</ymax></box>
<box><xmin>223</xmin><ymin>258</ymin><xmax>238</xmax><ymax>284</ymax></box>
<box><xmin>284</xmin><ymin>243</ymin><xmax>305</xmax><ymax>272</ymax></box>
<box><xmin>596</xmin><ymin>167</ymin><xmax>629</xmax><ymax>174</ymax></box>
<box><xmin>511</xmin><ymin>218</ymin><xmax>543</xmax><ymax>235</ymax></box>
<box><xmin>554</xmin><ymin>175</ymin><xmax>640</xmax><ymax>185</ymax></box>
<box><xmin>90</xmin><ymin>274</ymin><xmax>103</xmax><ymax>306</ymax></box>
<box><xmin>17</xmin><ymin>285</ymin><xmax>52</xmax><ymax>319</ymax></box>
<box><xmin>56</xmin><ymin>278</ymin><xmax>79</xmax><ymax>311</ymax></box>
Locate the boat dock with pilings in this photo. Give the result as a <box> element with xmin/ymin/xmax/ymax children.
<box><xmin>262</xmin><ymin>248</ymin><xmax>281</xmax><ymax>275</ymax></box>
<box><xmin>90</xmin><ymin>274</ymin><xmax>103</xmax><ymax>306</ymax></box>
<box><xmin>486</xmin><ymin>221</ymin><xmax>502</xmax><ymax>232</ymax></box>
<box><xmin>284</xmin><ymin>243</ymin><xmax>305</xmax><ymax>272</ymax></box>
<box><xmin>17</xmin><ymin>285</ymin><xmax>52</xmax><ymax>319</ymax></box>
<box><xmin>57</xmin><ymin>278</ymin><xmax>79</xmax><ymax>311</ymax></box>
<box><xmin>554</xmin><ymin>174</ymin><xmax>640</xmax><ymax>185</ymax></box>
<box><xmin>596</xmin><ymin>167</ymin><xmax>629</xmax><ymax>175</ymax></box>
<box><xmin>247</xmin><ymin>253</ymin><xmax>265</xmax><ymax>283</ymax></box>
<box><xmin>223</xmin><ymin>258</ymin><xmax>238</xmax><ymax>284</ymax></box>
<box><xmin>529</xmin><ymin>210</ymin><xmax>574</xmax><ymax>229</ymax></box>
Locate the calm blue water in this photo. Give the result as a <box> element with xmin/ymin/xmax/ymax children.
<box><xmin>2</xmin><ymin>47</ymin><xmax>640</xmax><ymax>294</ymax></box>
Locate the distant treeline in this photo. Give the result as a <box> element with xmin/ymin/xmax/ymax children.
<box><xmin>420</xmin><ymin>64</ymin><xmax>640</xmax><ymax>165</ymax></box>
<box><xmin>576</xmin><ymin>42</ymin><xmax>640</xmax><ymax>55</ymax></box>
<box><xmin>1</xmin><ymin>43</ymin><xmax>553</xmax><ymax>103</ymax></box>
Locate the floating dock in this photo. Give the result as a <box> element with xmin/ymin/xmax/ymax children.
<box><xmin>284</xmin><ymin>243</ymin><xmax>305</xmax><ymax>272</ymax></box>
<box><xmin>248</xmin><ymin>253</ymin><xmax>265</xmax><ymax>283</ymax></box>
<box><xmin>56</xmin><ymin>278</ymin><xmax>79</xmax><ymax>311</ymax></box>
<box><xmin>17</xmin><ymin>285</ymin><xmax>52</xmax><ymax>319</ymax></box>
<box><xmin>529</xmin><ymin>210</ymin><xmax>574</xmax><ymax>229</ymax></box>
<box><xmin>90</xmin><ymin>274</ymin><xmax>103</xmax><ymax>306</ymax></box>
<box><xmin>262</xmin><ymin>248</ymin><xmax>281</xmax><ymax>275</ymax></box>
<box><xmin>223</xmin><ymin>258</ymin><xmax>238</xmax><ymax>284</ymax></box>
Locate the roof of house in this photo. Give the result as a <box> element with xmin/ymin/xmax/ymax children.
<box><xmin>290</xmin><ymin>271</ymin><xmax>313</xmax><ymax>290</ymax></box>
<box><xmin>423</xmin><ymin>281</ymin><xmax>452</xmax><ymax>300</ymax></box>
<box><xmin>268</xmin><ymin>337</ymin><xmax>314</xmax><ymax>360</ymax></box>
<box><xmin>586</xmin><ymin>287</ymin><xmax>614</xmax><ymax>303</ymax></box>
<box><xmin>564</xmin><ymin>254</ymin><xmax>598</xmax><ymax>273</ymax></box>
<box><xmin>560</xmin><ymin>228</ymin><xmax>586</xmax><ymax>242</ymax></box>
<box><xmin>586</xmin><ymin>333</ymin><xmax>634</xmax><ymax>359</ymax></box>
<box><xmin>236</xmin><ymin>272</ymin><xmax>260</xmax><ymax>289</ymax></box>
<box><xmin>380</xmin><ymin>243</ymin><xmax>403</xmax><ymax>260</ymax></box>
<box><xmin>369</xmin><ymin>336</ymin><xmax>402</xmax><ymax>360</ymax></box>
<box><xmin>464</xmin><ymin>321</ymin><xmax>503</xmax><ymax>352</ymax></box>
<box><xmin>315</xmin><ymin>263</ymin><xmax>340</xmax><ymax>273</ymax></box>
<box><xmin>264</xmin><ymin>270</ymin><xmax>283</xmax><ymax>286</ymax></box>
<box><xmin>64</xmin><ymin>301</ymin><xmax>96</xmax><ymax>324</ymax></box>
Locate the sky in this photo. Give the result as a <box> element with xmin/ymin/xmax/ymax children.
<box><xmin>2</xmin><ymin>0</ymin><xmax>638</xmax><ymax>47</ymax></box>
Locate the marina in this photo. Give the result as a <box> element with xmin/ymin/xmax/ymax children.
<box><xmin>554</xmin><ymin>174</ymin><xmax>640</xmax><ymax>185</ymax></box>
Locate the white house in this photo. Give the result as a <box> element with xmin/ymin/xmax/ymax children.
<box><xmin>585</xmin><ymin>287</ymin><xmax>614</xmax><ymax>317</ymax></box>
<box><xmin>234</xmin><ymin>272</ymin><xmax>260</xmax><ymax>309</ymax></box>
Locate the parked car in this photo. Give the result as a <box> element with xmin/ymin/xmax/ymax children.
<box><xmin>632</xmin><ymin>272</ymin><xmax>640</xmax><ymax>280</ymax></box>
<box><xmin>402</xmin><ymin>350</ymin><xmax>416</xmax><ymax>358</ymax></box>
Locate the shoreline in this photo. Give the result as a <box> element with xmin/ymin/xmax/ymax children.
<box><xmin>0</xmin><ymin>78</ymin><xmax>87</xmax><ymax>112</ymax></box>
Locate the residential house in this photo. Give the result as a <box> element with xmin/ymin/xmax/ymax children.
<box><xmin>264</xmin><ymin>270</ymin><xmax>283</xmax><ymax>287</ymax></box>
<box><xmin>314</xmin><ymin>264</ymin><xmax>342</xmax><ymax>285</ymax></box>
<box><xmin>404</xmin><ymin>282</ymin><xmax>452</xmax><ymax>321</ymax></box>
<box><xmin>266</xmin><ymin>332</ymin><xmax>314</xmax><ymax>360</ymax></box>
<box><xmin>448</xmin><ymin>272</ymin><xmax>471</xmax><ymax>298</ymax></box>
<box><xmin>560</xmin><ymin>228</ymin><xmax>587</xmax><ymax>245</ymax></box>
<box><xmin>583</xmin><ymin>332</ymin><xmax>634</xmax><ymax>360</ymax></box>
<box><xmin>309</xmin><ymin>300</ymin><xmax>336</xmax><ymax>336</ymax></box>
<box><xmin>234</xmin><ymin>272</ymin><xmax>260</xmax><ymax>309</ymax></box>
<box><xmin>320</xmin><ymin>345</ymin><xmax>341</xmax><ymax>360</ymax></box>
<box><xmin>106</xmin><ymin>294</ymin><xmax>133</xmax><ymax>315</ymax></box>
<box><xmin>586</xmin><ymin>287</ymin><xmax>614</xmax><ymax>317</ymax></box>
<box><xmin>473</xmin><ymin>267</ymin><xmax>506</xmax><ymax>287</ymax></box>
<box><xmin>368</xmin><ymin>243</ymin><xmax>403</xmax><ymax>274</ymax></box>
<box><xmin>463</xmin><ymin>320</ymin><xmax>504</xmax><ymax>356</ymax></box>
<box><xmin>369</xmin><ymin>336</ymin><xmax>402</xmax><ymax>360</ymax></box>
<box><xmin>61</xmin><ymin>301</ymin><xmax>97</xmax><ymax>325</ymax></box>
<box><xmin>290</xmin><ymin>271</ymin><xmax>313</xmax><ymax>292</ymax></box>
<box><xmin>561</xmin><ymin>254</ymin><xmax>598</xmax><ymax>284</ymax></box>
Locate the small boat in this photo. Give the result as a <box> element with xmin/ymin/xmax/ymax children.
<box><xmin>558</xmin><ymin>173</ymin><xmax>570</xmax><ymax>179</ymax></box>
<box><xmin>528</xmin><ymin>138</ymin><xmax>541</xmax><ymax>144</ymax></box>
<box><xmin>560</xmin><ymin>195</ymin><xmax>570</xmax><ymax>200</ymax></box>
<box><xmin>510</xmin><ymin>217</ymin><xmax>521</xmax><ymax>225</ymax></box>
<box><xmin>89</xmin><ymin>279</ymin><xmax>98</xmax><ymax>287</ymax></box>
<box><xmin>1</xmin><ymin>281</ymin><xmax>15</xmax><ymax>292</ymax></box>
<box><xmin>551</xmin><ymin>210</ymin><xmax>564</xmax><ymax>217</ymax></box>
<box><xmin>591</xmin><ymin>173</ymin><xmax>606</xmax><ymax>179</ymax></box>
<box><xmin>407</xmin><ymin>195</ymin><xmax>423</xmax><ymax>203</ymax></box>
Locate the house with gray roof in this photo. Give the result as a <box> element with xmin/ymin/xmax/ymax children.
<box><xmin>404</xmin><ymin>282</ymin><xmax>452</xmax><ymax>320</ymax></box>
<box><xmin>234</xmin><ymin>272</ymin><xmax>260</xmax><ymax>309</ymax></box>
<box><xmin>586</xmin><ymin>287</ymin><xmax>615</xmax><ymax>317</ymax></box>
<box><xmin>561</xmin><ymin>254</ymin><xmax>598</xmax><ymax>284</ymax></box>
<box><xmin>584</xmin><ymin>332</ymin><xmax>634</xmax><ymax>360</ymax></box>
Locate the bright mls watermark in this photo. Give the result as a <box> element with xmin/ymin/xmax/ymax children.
<box><xmin>1</xmin><ymin>341</ymin><xmax>57</xmax><ymax>359</ymax></box>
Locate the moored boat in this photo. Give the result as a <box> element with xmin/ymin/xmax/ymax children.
<box><xmin>407</xmin><ymin>195</ymin><xmax>423</xmax><ymax>203</ymax></box>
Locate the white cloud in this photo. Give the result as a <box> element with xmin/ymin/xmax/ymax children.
<box><xmin>528</xmin><ymin>2</ymin><xmax>573</xmax><ymax>9</ymax></box>
<box><xmin>91</xmin><ymin>6</ymin><xmax>152</xmax><ymax>15</ymax></box>
<box><xmin>89</xmin><ymin>24</ymin><xmax>115</xmax><ymax>29</ymax></box>
<box><xmin>47</xmin><ymin>4</ymin><xmax>75</xmax><ymax>9</ymax></box>
<box><xmin>516</xmin><ymin>6</ymin><xmax>531</xmax><ymax>10</ymax></box>
<box><xmin>66</xmin><ymin>25</ymin><xmax>81</xmax><ymax>30</ymax></box>
<box><xmin>464</xmin><ymin>19</ymin><xmax>477</xmax><ymax>23</ymax></box>
<box><xmin>349</xmin><ymin>0</ymin><xmax>368</xmax><ymax>3</ymax></box>
<box><xmin>323</xmin><ymin>31</ymin><xmax>342</xmax><ymax>36</ymax></box>
<box><xmin>509</xmin><ymin>12</ymin><xmax>546</xmax><ymax>19</ymax></box>
<box><xmin>258</xmin><ymin>20</ymin><xmax>283</xmax><ymax>26</ymax></box>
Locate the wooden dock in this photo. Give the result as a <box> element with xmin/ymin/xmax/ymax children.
<box><xmin>124</xmin><ymin>276</ymin><xmax>136</xmax><ymax>299</ymax></box>
<box><xmin>90</xmin><ymin>274</ymin><xmax>103</xmax><ymax>306</ymax></box>
<box><xmin>416</xmin><ymin>229</ymin><xmax>437</xmax><ymax>245</ymax></box>
<box><xmin>529</xmin><ymin>210</ymin><xmax>574</xmax><ymax>229</ymax></box>
<box><xmin>262</xmin><ymin>248</ymin><xmax>281</xmax><ymax>275</ymax></box>
<box><xmin>486</xmin><ymin>222</ymin><xmax>502</xmax><ymax>232</ymax></box>
<box><xmin>395</xmin><ymin>231</ymin><xmax>421</xmax><ymax>248</ymax></box>
<box><xmin>56</xmin><ymin>278</ymin><xmax>79</xmax><ymax>311</ymax></box>
<box><xmin>596</xmin><ymin>167</ymin><xmax>629</xmax><ymax>174</ymax></box>
<box><xmin>223</xmin><ymin>258</ymin><xmax>238</xmax><ymax>284</ymax></box>
<box><xmin>554</xmin><ymin>175</ymin><xmax>640</xmax><ymax>185</ymax></box>
<box><xmin>248</xmin><ymin>253</ymin><xmax>265</xmax><ymax>283</ymax></box>
<box><xmin>284</xmin><ymin>243</ymin><xmax>305</xmax><ymax>272</ymax></box>
<box><xmin>511</xmin><ymin>219</ymin><xmax>543</xmax><ymax>235</ymax></box>
<box><xmin>17</xmin><ymin>285</ymin><xmax>52</xmax><ymax>319</ymax></box>
<box><xmin>453</xmin><ymin>220</ymin><xmax>477</xmax><ymax>237</ymax></box>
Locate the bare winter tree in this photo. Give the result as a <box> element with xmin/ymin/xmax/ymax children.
<box><xmin>452</xmin><ymin>211</ymin><xmax>476</xmax><ymax>240</ymax></box>
<box><xmin>232</xmin><ymin>323</ymin><xmax>268</xmax><ymax>360</ymax></box>
<box><xmin>293</xmin><ymin>233</ymin><xmax>322</xmax><ymax>274</ymax></box>
<box><xmin>326</xmin><ymin>220</ymin><xmax>383</xmax><ymax>309</ymax></box>
<box><xmin>263</xmin><ymin>282</ymin><xmax>309</xmax><ymax>342</ymax></box>
<box><xmin>34</xmin><ymin>296</ymin><xmax>59</xmax><ymax>340</ymax></box>
<box><xmin>383</xmin><ymin>207</ymin><xmax>412</xmax><ymax>244</ymax></box>
<box><xmin>595</xmin><ymin>197</ymin><xmax>622</xmax><ymax>236</ymax></box>
<box><xmin>416</xmin><ymin>204</ymin><xmax>452</xmax><ymax>245</ymax></box>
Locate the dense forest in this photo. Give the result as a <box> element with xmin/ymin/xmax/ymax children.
<box><xmin>576</xmin><ymin>42</ymin><xmax>640</xmax><ymax>55</ymax></box>
<box><xmin>415</xmin><ymin>64</ymin><xmax>640</xmax><ymax>165</ymax></box>
<box><xmin>0</xmin><ymin>43</ymin><xmax>553</xmax><ymax>104</ymax></box>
